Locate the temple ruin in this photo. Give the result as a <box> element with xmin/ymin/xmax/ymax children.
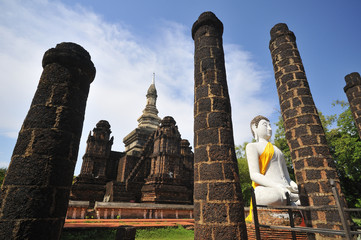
<box><xmin>70</xmin><ymin>75</ymin><xmax>194</xmax><ymax>205</ymax></box>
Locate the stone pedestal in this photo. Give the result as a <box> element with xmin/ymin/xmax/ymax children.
<box><xmin>246</xmin><ymin>209</ymin><xmax>307</xmax><ymax>240</ymax></box>
<box><xmin>103</xmin><ymin>181</ymin><xmax>142</xmax><ymax>203</ymax></box>
<box><xmin>70</xmin><ymin>179</ymin><xmax>106</xmax><ymax>203</ymax></box>
<box><xmin>141</xmin><ymin>182</ymin><xmax>192</xmax><ymax>204</ymax></box>
<box><xmin>255</xmin><ymin>208</ymin><xmax>303</xmax><ymax>226</ymax></box>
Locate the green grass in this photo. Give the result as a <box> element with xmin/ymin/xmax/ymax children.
<box><xmin>61</xmin><ymin>229</ymin><xmax>116</xmax><ymax>240</ymax></box>
<box><xmin>136</xmin><ymin>225</ymin><xmax>194</xmax><ymax>240</ymax></box>
<box><xmin>61</xmin><ymin>225</ymin><xmax>194</xmax><ymax>240</ymax></box>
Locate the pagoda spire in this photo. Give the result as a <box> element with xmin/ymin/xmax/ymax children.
<box><xmin>137</xmin><ymin>74</ymin><xmax>161</xmax><ymax>129</ymax></box>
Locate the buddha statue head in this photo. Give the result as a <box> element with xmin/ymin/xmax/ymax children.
<box><xmin>250</xmin><ymin>115</ymin><xmax>272</xmax><ymax>142</ymax></box>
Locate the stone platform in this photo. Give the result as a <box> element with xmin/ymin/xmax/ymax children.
<box><xmin>66</xmin><ymin>201</ymin><xmax>193</xmax><ymax>220</ymax></box>
<box><xmin>245</xmin><ymin>208</ymin><xmax>308</xmax><ymax>240</ymax></box>
<box><xmin>246</xmin><ymin>224</ymin><xmax>308</xmax><ymax>240</ymax></box>
<box><xmin>64</xmin><ymin>218</ymin><xmax>194</xmax><ymax>228</ymax></box>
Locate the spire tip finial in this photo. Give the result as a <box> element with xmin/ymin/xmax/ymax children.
<box><xmin>152</xmin><ymin>73</ymin><xmax>155</xmax><ymax>85</ymax></box>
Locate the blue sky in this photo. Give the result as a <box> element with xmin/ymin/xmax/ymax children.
<box><xmin>1</xmin><ymin>0</ymin><xmax>360</xmax><ymax>174</ymax></box>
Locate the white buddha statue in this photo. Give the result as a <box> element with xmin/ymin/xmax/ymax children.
<box><xmin>246</xmin><ymin>115</ymin><xmax>299</xmax><ymax>209</ymax></box>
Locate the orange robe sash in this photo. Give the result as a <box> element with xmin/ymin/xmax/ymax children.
<box><xmin>245</xmin><ymin>142</ymin><xmax>274</xmax><ymax>222</ymax></box>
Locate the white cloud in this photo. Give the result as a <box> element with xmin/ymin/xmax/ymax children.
<box><xmin>225</xmin><ymin>44</ymin><xmax>277</xmax><ymax>145</ymax></box>
<box><xmin>0</xmin><ymin>161</ymin><xmax>9</xmax><ymax>169</ymax></box>
<box><xmin>0</xmin><ymin>0</ymin><xmax>277</xmax><ymax>174</ymax></box>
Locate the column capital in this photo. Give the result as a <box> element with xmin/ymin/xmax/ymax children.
<box><xmin>270</xmin><ymin>23</ymin><xmax>296</xmax><ymax>43</ymax></box>
<box><xmin>192</xmin><ymin>11</ymin><xmax>223</xmax><ymax>40</ymax></box>
<box><xmin>43</xmin><ymin>42</ymin><xmax>96</xmax><ymax>82</ymax></box>
<box><xmin>344</xmin><ymin>72</ymin><xmax>361</xmax><ymax>92</ymax></box>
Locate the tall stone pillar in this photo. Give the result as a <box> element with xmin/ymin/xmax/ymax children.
<box><xmin>269</xmin><ymin>23</ymin><xmax>346</xmax><ymax>237</ymax></box>
<box><xmin>0</xmin><ymin>42</ymin><xmax>95</xmax><ymax>239</ymax></box>
<box><xmin>344</xmin><ymin>72</ymin><xmax>361</xmax><ymax>138</ymax></box>
<box><xmin>192</xmin><ymin>12</ymin><xmax>248</xmax><ymax>240</ymax></box>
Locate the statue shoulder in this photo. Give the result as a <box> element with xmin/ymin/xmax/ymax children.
<box><xmin>246</xmin><ymin>142</ymin><xmax>257</xmax><ymax>149</ymax></box>
<box><xmin>246</xmin><ymin>142</ymin><xmax>261</xmax><ymax>154</ymax></box>
<box><xmin>246</xmin><ymin>141</ymin><xmax>270</xmax><ymax>155</ymax></box>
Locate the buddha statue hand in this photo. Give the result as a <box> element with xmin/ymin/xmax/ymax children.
<box><xmin>289</xmin><ymin>180</ymin><xmax>298</xmax><ymax>193</ymax></box>
<box><xmin>276</xmin><ymin>183</ymin><xmax>291</xmax><ymax>200</ymax></box>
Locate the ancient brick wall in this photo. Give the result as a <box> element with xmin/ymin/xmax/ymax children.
<box><xmin>180</xmin><ymin>139</ymin><xmax>194</xmax><ymax>190</ymax></box>
<box><xmin>141</xmin><ymin>116</ymin><xmax>192</xmax><ymax>204</ymax></box>
<box><xmin>116</xmin><ymin>155</ymin><xmax>139</xmax><ymax>182</ymax></box>
<box><xmin>0</xmin><ymin>42</ymin><xmax>95</xmax><ymax>239</ymax></box>
<box><xmin>269</xmin><ymin>23</ymin><xmax>346</xmax><ymax>238</ymax></box>
<box><xmin>344</xmin><ymin>72</ymin><xmax>361</xmax><ymax>138</ymax></box>
<box><xmin>192</xmin><ymin>11</ymin><xmax>248</xmax><ymax>240</ymax></box>
<box><xmin>106</xmin><ymin>151</ymin><xmax>123</xmax><ymax>180</ymax></box>
<box><xmin>79</xmin><ymin>120</ymin><xmax>113</xmax><ymax>180</ymax></box>
<box><xmin>147</xmin><ymin>116</ymin><xmax>182</xmax><ymax>180</ymax></box>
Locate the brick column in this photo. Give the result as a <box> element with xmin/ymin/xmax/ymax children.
<box><xmin>0</xmin><ymin>42</ymin><xmax>95</xmax><ymax>239</ymax></box>
<box><xmin>269</xmin><ymin>23</ymin><xmax>346</xmax><ymax>237</ymax></box>
<box><xmin>192</xmin><ymin>12</ymin><xmax>248</xmax><ymax>240</ymax></box>
<box><xmin>344</xmin><ymin>72</ymin><xmax>361</xmax><ymax>138</ymax></box>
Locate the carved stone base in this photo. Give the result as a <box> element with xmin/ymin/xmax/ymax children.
<box><xmin>257</xmin><ymin>208</ymin><xmax>304</xmax><ymax>226</ymax></box>
<box><xmin>70</xmin><ymin>182</ymin><xmax>105</xmax><ymax>203</ymax></box>
<box><xmin>141</xmin><ymin>183</ymin><xmax>192</xmax><ymax>204</ymax></box>
<box><xmin>246</xmin><ymin>208</ymin><xmax>307</xmax><ymax>240</ymax></box>
<box><xmin>104</xmin><ymin>181</ymin><xmax>143</xmax><ymax>202</ymax></box>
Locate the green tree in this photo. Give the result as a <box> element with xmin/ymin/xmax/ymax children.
<box><xmin>273</xmin><ymin>102</ymin><xmax>361</xmax><ymax>208</ymax></box>
<box><xmin>326</xmin><ymin>101</ymin><xmax>361</xmax><ymax>208</ymax></box>
<box><xmin>273</xmin><ymin>115</ymin><xmax>294</xmax><ymax>180</ymax></box>
<box><xmin>236</xmin><ymin>142</ymin><xmax>252</xmax><ymax>207</ymax></box>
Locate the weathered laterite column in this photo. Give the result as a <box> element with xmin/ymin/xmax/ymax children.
<box><xmin>192</xmin><ymin>12</ymin><xmax>248</xmax><ymax>240</ymax></box>
<box><xmin>0</xmin><ymin>42</ymin><xmax>95</xmax><ymax>239</ymax></box>
<box><xmin>269</xmin><ymin>23</ymin><xmax>347</xmax><ymax>238</ymax></box>
<box><xmin>344</xmin><ymin>72</ymin><xmax>361</xmax><ymax>138</ymax></box>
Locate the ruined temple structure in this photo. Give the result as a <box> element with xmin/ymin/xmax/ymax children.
<box><xmin>70</xmin><ymin>75</ymin><xmax>194</xmax><ymax>205</ymax></box>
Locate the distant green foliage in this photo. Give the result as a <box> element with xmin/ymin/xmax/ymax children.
<box><xmin>72</xmin><ymin>175</ymin><xmax>77</xmax><ymax>184</ymax></box>
<box><xmin>0</xmin><ymin>168</ymin><xmax>7</xmax><ymax>186</ymax></box>
<box><xmin>236</xmin><ymin>142</ymin><xmax>252</xmax><ymax>207</ymax></box>
<box><xmin>273</xmin><ymin>115</ymin><xmax>294</xmax><ymax>180</ymax></box>
<box><xmin>325</xmin><ymin>101</ymin><xmax>361</xmax><ymax>208</ymax></box>
<box><xmin>135</xmin><ymin>225</ymin><xmax>194</xmax><ymax>240</ymax></box>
